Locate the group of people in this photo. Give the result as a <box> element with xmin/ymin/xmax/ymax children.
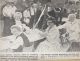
<box><xmin>0</xmin><ymin>0</ymin><xmax>80</xmax><ymax>52</ymax></box>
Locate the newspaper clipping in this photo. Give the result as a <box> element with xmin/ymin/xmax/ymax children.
<box><xmin>0</xmin><ymin>0</ymin><xmax>80</xmax><ymax>61</ymax></box>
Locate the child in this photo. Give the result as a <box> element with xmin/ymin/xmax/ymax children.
<box><xmin>23</xmin><ymin>9</ymin><xmax>31</xmax><ymax>26</ymax></box>
<box><xmin>13</xmin><ymin>10</ymin><xmax>22</xmax><ymax>25</ymax></box>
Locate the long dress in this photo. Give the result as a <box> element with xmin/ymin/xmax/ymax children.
<box><xmin>35</xmin><ymin>26</ymin><xmax>62</xmax><ymax>52</ymax></box>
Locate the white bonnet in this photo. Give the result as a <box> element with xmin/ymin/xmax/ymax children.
<box><xmin>13</xmin><ymin>12</ymin><xmax>22</xmax><ymax>19</ymax></box>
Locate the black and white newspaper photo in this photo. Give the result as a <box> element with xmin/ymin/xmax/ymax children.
<box><xmin>0</xmin><ymin>0</ymin><xmax>80</xmax><ymax>61</ymax></box>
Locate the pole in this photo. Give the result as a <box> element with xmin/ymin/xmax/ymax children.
<box><xmin>33</xmin><ymin>4</ymin><xmax>46</xmax><ymax>29</ymax></box>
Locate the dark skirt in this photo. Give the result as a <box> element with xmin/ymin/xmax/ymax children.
<box><xmin>67</xmin><ymin>42</ymin><xmax>80</xmax><ymax>52</ymax></box>
<box><xmin>2</xmin><ymin>17</ymin><xmax>15</xmax><ymax>37</ymax></box>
